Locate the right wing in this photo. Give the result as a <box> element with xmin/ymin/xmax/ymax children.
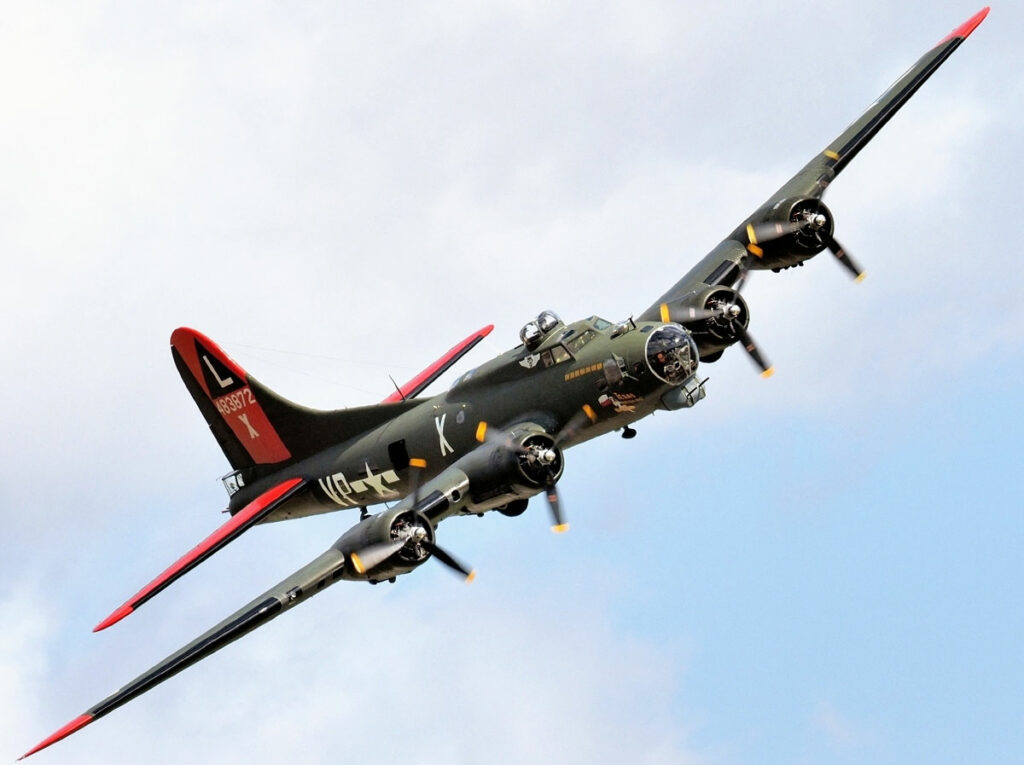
<box><xmin>92</xmin><ymin>476</ymin><xmax>306</xmax><ymax>631</ymax></box>
<box><xmin>22</xmin><ymin>540</ymin><xmax>353</xmax><ymax>760</ymax></box>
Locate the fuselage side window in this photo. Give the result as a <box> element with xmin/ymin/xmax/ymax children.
<box><xmin>550</xmin><ymin>345</ymin><xmax>572</xmax><ymax>364</ymax></box>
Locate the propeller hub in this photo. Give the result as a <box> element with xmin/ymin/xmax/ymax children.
<box><xmin>808</xmin><ymin>212</ymin><xmax>828</xmax><ymax>230</ymax></box>
<box><xmin>516</xmin><ymin>434</ymin><xmax>565</xmax><ymax>487</ymax></box>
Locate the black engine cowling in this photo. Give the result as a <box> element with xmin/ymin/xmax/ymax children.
<box><xmin>461</xmin><ymin>428</ymin><xmax>564</xmax><ymax>512</ymax></box>
<box><xmin>746</xmin><ymin>197</ymin><xmax>835</xmax><ymax>270</ymax></box>
<box><xmin>670</xmin><ymin>286</ymin><xmax>751</xmax><ymax>361</ymax></box>
<box><xmin>334</xmin><ymin>507</ymin><xmax>435</xmax><ymax>582</ymax></box>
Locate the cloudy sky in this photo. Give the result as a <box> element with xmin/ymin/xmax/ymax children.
<box><xmin>2</xmin><ymin>2</ymin><xmax>1020</xmax><ymax>763</ymax></box>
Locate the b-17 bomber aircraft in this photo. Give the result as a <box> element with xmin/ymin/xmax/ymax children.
<box><xmin>22</xmin><ymin>8</ymin><xmax>990</xmax><ymax>759</ymax></box>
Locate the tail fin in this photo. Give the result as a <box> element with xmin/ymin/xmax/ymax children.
<box><xmin>170</xmin><ymin>328</ymin><xmax>418</xmax><ymax>474</ymax></box>
<box><xmin>171</xmin><ymin>328</ymin><xmax>294</xmax><ymax>469</ymax></box>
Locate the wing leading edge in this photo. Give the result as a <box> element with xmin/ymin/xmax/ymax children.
<box><xmin>640</xmin><ymin>7</ymin><xmax>990</xmax><ymax>315</ymax></box>
<box><xmin>92</xmin><ymin>476</ymin><xmax>306</xmax><ymax>632</ymax></box>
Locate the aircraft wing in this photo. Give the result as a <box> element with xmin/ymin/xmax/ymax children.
<box><xmin>92</xmin><ymin>476</ymin><xmax>306</xmax><ymax>631</ymax></box>
<box><xmin>22</xmin><ymin>541</ymin><xmax>353</xmax><ymax>760</ymax></box>
<box><xmin>639</xmin><ymin>7</ymin><xmax>990</xmax><ymax>316</ymax></box>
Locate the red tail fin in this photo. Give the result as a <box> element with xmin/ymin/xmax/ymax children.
<box><xmin>171</xmin><ymin>328</ymin><xmax>425</xmax><ymax>475</ymax></box>
<box><xmin>171</xmin><ymin>328</ymin><xmax>292</xmax><ymax>467</ymax></box>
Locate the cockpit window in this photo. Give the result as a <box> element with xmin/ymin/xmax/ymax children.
<box><xmin>590</xmin><ymin>317</ymin><xmax>613</xmax><ymax>330</ymax></box>
<box><xmin>536</xmin><ymin>345</ymin><xmax>573</xmax><ymax>368</ymax></box>
<box><xmin>565</xmin><ymin>329</ymin><xmax>596</xmax><ymax>354</ymax></box>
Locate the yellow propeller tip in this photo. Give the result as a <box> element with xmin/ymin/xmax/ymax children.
<box><xmin>465</xmin><ymin>570</ymin><xmax>477</xmax><ymax>584</ymax></box>
<box><xmin>475</xmin><ymin>422</ymin><xmax>488</xmax><ymax>443</ymax></box>
<box><xmin>855</xmin><ymin>272</ymin><xmax>867</xmax><ymax>283</ymax></box>
<box><xmin>760</xmin><ymin>367</ymin><xmax>775</xmax><ymax>379</ymax></box>
<box><xmin>350</xmin><ymin>552</ymin><xmax>366</xmax><ymax>575</ymax></box>
<box><xmin>552</xmin><ymin>524</ymin><xmax>570</xmax><ymax>534</ymax></box>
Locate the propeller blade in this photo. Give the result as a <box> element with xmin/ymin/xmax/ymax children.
<box><xmin>747</xmin><ymin>220</ymin><xmax>804</xmax><ymax>245</ymax></box>
<box><xmin>659</xmin><ymin>302</ymin><xmax>719</xmax><ymax>324</ymax></box>
<box><xmin>555</xmin><ymin>405</ymin><xmax>597</xmax><ymax>447</ymax></box>
<box><xmin>408</xmin><ymin>457</ymin><xmax>427</xmax><ymax>507</ymax></box>
<box><xmin>421</xmin><ymin>540</ymin><xmax>475</xmax><ymax>582</ymax></box>
<box><xmin>822</xmin><ymin>232</ymin><xmax>865</xmax><ymax>282</ymax></box>
<box><xmin>349</xmin><ymin>540</ymin><xmax>406</xmax><ymax>575</ymax></box>
<box><xmin>546</xmin><ymin>483</ymin><xmax>568</xmax><ymax>533</ymax></box>
<box><xmin>735</xmin><ymin>325</ymin><xmax>774</xmax><ymax>378</ymax></box>
<box><xmin>733</xmin><ymin>266</ymin><xmax>749</xmax><ymax>294</ymax></box>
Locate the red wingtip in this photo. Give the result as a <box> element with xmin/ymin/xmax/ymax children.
<box><xmin>938</xmin><ymin>7</ymin><xmax>990</xmax><ymax>46</ymax></box>
<box><xmin>20</xmin><ymin>713</ymin><xmax>94</xmax><ymax>759</ymax></box>
<box><xmin>93</xmin><ymin>603</ymin><xmax>134</xmax><ymax>632</ymax></box>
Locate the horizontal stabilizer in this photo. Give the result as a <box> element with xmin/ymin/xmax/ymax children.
<box><xmin>93</xmin><ymin>477</ymin><xmax>305</xmax><ymax>632</ymax></box>
<box><xmin>382</xmin><ymin>324</ymin><xmax>494</xmax><ymax>403</ymax></box>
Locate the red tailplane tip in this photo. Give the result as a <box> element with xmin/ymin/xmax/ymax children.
<box><xmin>20</xmin><ymin>714</ymin><xmax>94</xmax><ymax>759</ymax></box>
<box><xmin>93</xmin><ymin>603</ymin><xmax>134</xmax><ymax>632</ymax></box>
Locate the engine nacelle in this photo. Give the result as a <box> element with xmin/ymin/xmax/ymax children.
<box><xmin>459</xmin><ymin>426</ymin><xmax>565</xmax><ymax>513</ymax></box>
<box><xmin>745</xmin><ymin>196</ymin><xmax>835</xmax><ymax>270</ymax></box>
<box><xmin>334</xmin><ymin>507</ymin><xmax>435</xmax><ymax>582</ymax></box>
<box><xmin>670</xmin><ymin>286</ymin><xmax>750</xmax><ymax>362</ymax></box>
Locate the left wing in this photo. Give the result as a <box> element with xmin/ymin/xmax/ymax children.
<box><xmin>22</xmin><ymin>541</ymin><xmax>353</xmax><ymax>759</ymax></box>
<box><xmin>640</xmin><ymin>7</ymin><xmax>990</xmax><ymax>316</ymax></box>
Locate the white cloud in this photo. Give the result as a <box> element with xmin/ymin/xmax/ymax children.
<box><xmin>813</xmin><ymin>700</ymin><xmax>871</xmax><ymax>750</ymax></box>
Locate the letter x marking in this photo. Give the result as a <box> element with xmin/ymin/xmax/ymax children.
<box><xmin>435</xmin><ymin>414</ymin><xmax>454</xmax><ymax>456</ymax></box>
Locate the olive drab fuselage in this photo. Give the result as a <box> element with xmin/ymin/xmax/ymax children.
<box><xmin>236</xmin><ymin>314</ymin><xmax>705</xmax><ymax>523</ymax></box>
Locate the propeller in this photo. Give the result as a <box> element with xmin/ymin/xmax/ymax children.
<box><xmin>351</xmin><ymin>459</ymin><xmax>475</xmax><ymax>582</ymax></box>
<box><xmin>734</xmin><ymin>324</ymin><xmax>773</xmax><ymax>378</ymax></box>
<box><xmin>820</xmin><ymin>230</ymin><xmax>865</xmax><ymax>281</ymax></box>
<box><xmin>660</xmin><ymin>274</ymin><xmax>774</xmax><ymax>378</ymax></box>
<box><xmin>542</xmin><ymin>406</ymin><xmax>601</xmax><ymax>532</ymax></box>
<box><xmin>408</xmin><ymin>457</ymin><xmax>475</xmax><ymax>580</ymax></box>
<box><xmin>745</xmin><ymin>205</ymin><xmax>865</xmax><ymax>282</ymax></box>
<box><xmin>421</xmin><ymin>539</ymin><xmax>474</xmax><ymax>580</ymax></box>
<box><xmin>476</xmin><ymin>419</ymin><xmax>585</xmax><ymax>533</ymax></box>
